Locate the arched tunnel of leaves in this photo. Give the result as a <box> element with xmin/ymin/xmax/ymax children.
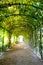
<box><xmin>0</xmin><ymin>0</ymin><xmax>43</xmax><ymax>59</ymax></box>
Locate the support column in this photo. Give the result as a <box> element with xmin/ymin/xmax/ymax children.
<box><xmin>31</xmin><ymin>30</ymin><xmax>34</xmax><ymax>48</ymax></box>
<box><xmin>34</xmin><ymin>28</ymin><xmax>37</xmax><ymax>48</ymax></box>
<box><xmin>34</xmin><ymin>27</ymin><xmax>38</xmax><ymax>54</ymax></box>
<box><xmin>39</xmin><ymin>27</ymin><xmax>43</xmax><ymax>59</ymax></box>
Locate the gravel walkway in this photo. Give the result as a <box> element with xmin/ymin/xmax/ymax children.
<box><xmin>0</xmin><ymin>42</ymin><xmax>43</xmax><ymax>65</ymax></box>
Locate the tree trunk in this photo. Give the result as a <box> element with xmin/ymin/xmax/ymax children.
<box><xmin>2</xmin><ymin>29</ymin><xmax>4</xmax><ymax>51</ymax></box>
<box><xmin>8</xmin><ymin>33</ymin><xmax>11</xmax><ymax>48</ymax></box>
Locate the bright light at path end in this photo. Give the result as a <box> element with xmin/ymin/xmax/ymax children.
<box><xmin>18</xmin><ymin>35</ymin><xmax>24</xmax><ymax>42</ymax></box>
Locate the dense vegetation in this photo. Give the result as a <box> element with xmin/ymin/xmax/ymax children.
<box><xmin>0</xmin><ymin>0</ymin><xmax>43</xmax><ymax>59</ymax></box>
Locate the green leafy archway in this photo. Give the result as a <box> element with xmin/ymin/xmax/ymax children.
<box><xmin>0</xmin><ymin>0</ymin><xmax>43</xmax><ymax>59</ymax></box>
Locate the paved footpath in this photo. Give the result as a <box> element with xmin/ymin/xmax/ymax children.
<box><xmin>0</xmin><ymin>42</ymin><xmax>43</xmax><ymax>65</ymax></box>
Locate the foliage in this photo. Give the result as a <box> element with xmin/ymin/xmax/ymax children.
<box><xmin>0</xmin><ymin>0</ymin><xmax>43</xmax><ymax>36</ymax></box>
